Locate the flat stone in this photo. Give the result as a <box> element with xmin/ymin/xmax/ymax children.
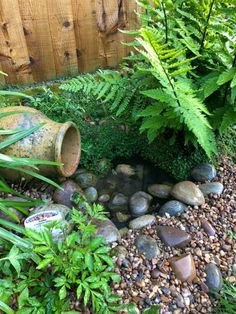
<box><xmin>129</xmin><ymin>215</ymin><xmax>156</xmax><ymax>230</ymax></box>
<box><xmin>205</xmin><ymin>263</ymin><xmax>223</xmax><ymax>292</ymax></box>
<box><xmin>157</xmin><ymin>226</ymin><xmax>191</xmax><ymax>248</ymax></box>
<box><xmin>147</xmin><ymin>184</ymin><xmax>172</xmax><ymax>199</ymax></box>
<box><xmin>93</xmin><ymin>218</ymin><xmax>120</xmax><ymax>244</ymax></box>
<box><xmin>135</xmin><ymin>235</ymin><xmax>160</xmax><ymax>260</ymax></box>
<box><xmin>115</xmin><ymin>164</ymin><xmax>135</xmax><ymax>176</ymax></box>
<box><xmin>171</xmin><ymin>181</ymin><xmax>205</xmax><ymax>206</ymax></box>
<box><xmin>170</xmin><ymin>253</ymin><xmax>196</xmax><ymax>283</ymax></box>
<box><xmin>191</xmin><ymin>163</ymin><xmax>216</xmax><ymax>182</ymax></box>
<box><xmin>159</xmin><ymin>200</ymin><xmax>187</xmax><ymax>217</ymax></box>
<box><xmin>130</xmin><ymin>191</ymin><xmax>153</xmax><ymax>217</ymax></box>
<box><xmin>53</xmin><ymin>180</ymin><xmax>83</xmax><ymax>208</ymax></box>
<box><xmin>199</xmin><ymin>182</ymin><xmax>224</xmax><ymax>196</ymax></box>
<box><xmin>108</xmin><ymin>193</ymin><xmax>128</xmax><ymax>212</ymax></box>
<box><xmin>84</xmin><ymin>186</ymin><xmax>98</xmax><ymax>203</ymax></box>
<box><xmin>201</xmin><ymin>219</ymin><xmax>216</xmax><ymax>236</ymax></box>
<box><xmin>74</xmin><ymin>171</ymin><xmax>97</xmax><ymax>188</ymax></box>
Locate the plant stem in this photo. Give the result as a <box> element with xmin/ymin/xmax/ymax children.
<box><xmin>222</xmin><ymin>53</ymin><xmax>236</xmax><ymax>106</ymax></box>
<box><xmin>200</xmin><ymin>0</ymin><xmax>215</xmax><ymax>51</ymax></box>
<box><xmin>161</xmin><ymin>1</ymin><xmax>168</xmax><ymax>43</ymax></box>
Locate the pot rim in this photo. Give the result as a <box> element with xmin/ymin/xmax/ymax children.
<box><xmin>55</xmin><ymin>121</ymin><xmax>81</xmax><ymax>177</ymax></box>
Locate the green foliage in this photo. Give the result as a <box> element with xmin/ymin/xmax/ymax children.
<box><xmin>0</xmin><ymin>200</ymin><xmax>122</xmax><ymax>313</ymax></box>
<box><xmin>215</xmin><ymin>280</ymin><xmax>236</xmax><ymax>314</ymax></box>
<box><xmin>61</xmin><ymin>0</ymin><xmax>236</xmax><ymax>159</ymax></box>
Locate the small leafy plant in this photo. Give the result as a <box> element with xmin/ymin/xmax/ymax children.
<box><xmin>0</xmin><ymin>199</ymin><xmax>122</xmax><ymax>313</ymax></box>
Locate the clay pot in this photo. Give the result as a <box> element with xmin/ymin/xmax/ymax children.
<box><xmin>0</xmin><ymin>106</ymin><xmax>81</xmax><ymax>180</ymax></box>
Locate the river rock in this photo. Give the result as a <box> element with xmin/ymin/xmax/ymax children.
<box><xmin>205</xmin><ymin>263</ymin><xmax>223</xmax><ymax>292</ymax></box>
<box><xmin>135</xmin><ymin>235</ymin><xmax>160</xmax><ymax>260</ymax></box>
<box><xmin>129</xmin><ymin>215</ymin><xmax>156</xmax><ymax>230</ymax></box>
<box><xmin>0</xmin><ymin>196</ymin><xmax>29</xmax><ymax>222</ymax></box>
<box><xmin>93</xmin><ymin>218</ymin><xmax>120</xmax><ymax>243</ymax></box>
<box><xmin>201</xmin><ymin>219</ymin><xmax>216</xmax><ymax>236</ymax></box>
<box><xmin>199</xmin><ymin>182</ymin><xmax>224</xmax><ymax>196</ymax></box>
<box><xmin>74</xmin><ymin>171</ymin><xmax>97</xmax><ymax>189</ymax></box>
<box><xmin>170</xmin><ymin>253</ymin><xmax>196</xmax><ymax>283</ymax></box>
<box><xmin>98</xmin><ymin>194</ymin><xmax>110</xmax><ymax>203</ymax></box>
<box><xmin>148</xmin><ymin>184</ymin><xmax>172</xmax><ymax>199</ymax></box>
<box><xmin>111</xmin><ymin>245</ymin><xmax>128</xmax><ymax>260</ymax></box>
<box><xmin>171</xmin><ymin>181</ymin><xmax>205</xmax><ymax>206</ymax></box>
<box><xmin>53</xmin><ymin>180</ymin><xmax>83</xmax><ymax>208</ymax></box>
<box><xmin>159</xmin><ymin>200</ymin><xmax>187</xmax><ymax>217</ymax></box>
<box><xmin>157</xmin><ymin>226</ymin><xmax>191</xmax><ymax>248</ymax></box>
<box><xmin>130</xmin><ymin>191</ymin><xmax>153</xmax><ymax>217</ymax></box>
<box><xmin>84</xmin><ymin>187</ymin><xmax>98</xmax><ymax>203</ymax></box>
<box><xmin>115</xmin><ymin>164</ymin><xmax>135</xmax><ymax>176</ymax></box>
<box><xmin>191</xmin><ymin>163</ymin><xmax>216</xmax><ymax>182</ymax></box>
<box><xmin>108</xmin><ymin>193</ymin><xmax>128</xmax><ymax>212</ymax></box>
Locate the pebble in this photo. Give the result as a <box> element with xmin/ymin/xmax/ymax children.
<box><xmin>147</xmin><ymin>184</ymin><xmax>172</xmax><ymax>199</ymax></box>
<box><xmin>151</xmin><ymin>268</ymin><xmax>160</xmax><ymax>279</ymax></box>
<box><xmin>92</xmin><ymin>218</ymin><xmax>120</xmax><ymax>243</ymax></box>
<box><xmin>84</xmin><ymin>186</ymin><xmax>98</xmax><ymax>202</ymax></box>
<box><xmin>205</xmin><ymin>263</ymin><xmax>223</xmax><ymax>293</ymax></box>
<box><xmin>135</xmin><ymin>235</ymin><xmax>160</xmax><ymax>260</ymax></box>
<box><xmin>170</xmin><ymin>253</ymin><xmax>196</xmax><ymax>283</ymax></box>
<box><xmin>74</xmin><ymin>171</ymin><xmax>97</xmax><ymax>188</ymax></box>
<box><xmin>191</xmin><ymin>163</ymin><xmax>216</xmax><ymax>182</ymax></box>
<box><xmin>201</xmin><ymin>219</ymin><xmax>216</xmax><ymax>236</ymax></box>
<box><xmin>129</xmin><ymin>215</ymin><xmax>156</xmax><ymax>230</ymax></box>
<box><xmin>115</xmin><ymin>164</ymin><xmax>135</xmax><ymax>176</ymax></box>
<box><xmin>171</xmin><ymin>181</ymin><xmax>205</xmax><ymax>206</ymax></box>
<box><xmin>199</xmin><ymin>182</ymin><xmax>224</xmax><ymax>196</ymax></box>
<box><xmin>108</xmin><ymin>193</ymin><xmax>128</xmax><ymax>212</ymax></box>
<box><xmin>156</xmin><ymin>225</ymin><xmax>191</xmax><ymax>248</ymax></box>
<box><xmin>130</xmin><ymin>191</ymin><xmax>153</xmax><ymax>217</ymax></box>
<box><xmin>113</xmin><ymin>211</ymin><xmax>131</xmax><ymax>223</ymax></box>
<box><xmin>98</xmin><ymin>194</ymin><xmax>110</xmax><ymax>203</ymax></box>
<box><xmin>158</xmin><ymin>200</ymin><xmax>187</xmax><ymax>217</ymax></box>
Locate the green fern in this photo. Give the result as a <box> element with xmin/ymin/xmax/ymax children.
<box><xmin>136</xmin><ymin>28</ymin><xmax>216</xmax><ymax>157</ymax></box>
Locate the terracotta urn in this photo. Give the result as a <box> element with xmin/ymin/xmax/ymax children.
<box><xmin>0</xmin><ymin>106</ymin><xmax>81</xmax><ymax>180</ymax></box>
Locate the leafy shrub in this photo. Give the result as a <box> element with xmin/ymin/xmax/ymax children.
<box><xmin>61</xmin><ymin>0</ymin><xmax>236</xmax><ymax>159</ymax></box>
<box><xmin>0</xmin><ymin>199</ymin><xmax>123</xmax><ymax>313</ymax></box>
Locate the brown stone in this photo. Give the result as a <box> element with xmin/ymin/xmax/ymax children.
<box><xmin>148</xmin><ymin>184</ymin><xmax>172</xmax><ymax>199</ymax></box>
<box><xmin>53</xmin><ymin>180</ymin><xmax>83</xmax><ymax>208</ymax></box>
<box><xmin>170</xmin><ymin>253</ymin><xmax>196</xmax><ymax>283</ymax></box>
<box><xmin>171</xmin><ymin>181</ymin><xmax>205</xmax><ymax>206</ymax></box>
<box><xmin>201</xmin><ymin>219</ymin><xmax>216</xmax><ymax>236</ymax></box>
<box><xmin>156</xmin><ymin>226</ymin><xmax>191</xmax><ymax>248</ymax></box>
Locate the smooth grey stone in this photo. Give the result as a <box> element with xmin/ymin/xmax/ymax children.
<box><xmin>84</xmin><ymin>186</ymin><xmax>98</xmax><ymax>202</ymax></box>
<box><xmin>108</xmin><ymin>193</ymin><xmax>128</xmax><ymax>212</ymax></box>
<box><xmin>171</xmin><ymin>181</ymin><xmax>205</xmax><ymax>206</ymax></box>
<box><xmin>199</xmin><ymin>182</ymin><xmax>224</xmax><ymax>196</ymax></box>
<box><xmin>74</xmin><ymin>171</ymin><xmax>97</xmax><ymax>188</ymax></box>
<box><xmin>191</xmin><ymin>163</ymin><xmax>216</xmax><ymax>182</ymax></box>
<box><xmin>130</xmin><ymin>191</ymin><xmax>153</xmax><ymax>217</ymax></box>
<box><xmin>135</xmin><ymin>235</ymin><xmax>160</xmax><ymax>260</ymax></box>
<box><xmin>129</xmin><ymin>215</ymin><xmax>156</xmax><ymax>230</ymax></box>
<box><xmin>159</xmin><ymin>200</ymin><xmax>187</xmax><ymax>217</ymax></box>
<box><xmin>93</xmin><ymin>218</ymin><xmax>120</xmax><ymax>244</ymax></box>
<box><xmin>148</xmin><ymin>184</ymin><xmax>172</xmax><ymax>199</ymax></box>
<box><xmin>205</xmin><ymin>263</ymin><xmax>223</xmax><ymax>292</ymax></box>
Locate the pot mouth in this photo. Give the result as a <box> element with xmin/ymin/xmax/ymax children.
<box><xmin>55</xmin><ymin>122</ymin><xmax>81</xmax><ymax>177</ymax></box>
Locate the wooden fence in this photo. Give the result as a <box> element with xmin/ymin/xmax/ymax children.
<box><xmin>0</xmin><ymin>0</ymin><xmax>138</xmax><ymax>84</ymax></box>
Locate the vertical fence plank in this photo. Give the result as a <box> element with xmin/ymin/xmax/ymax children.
<box><xmin>18</xmin><ymin>0</ymin><xmax>57</xmax><ymax>81</ymax></box>
<box><xmin>72</xmin><ymin>0</ymin><xmax>100</xmax><ymax>72</ymax></box>
<box><xmin>46</xmin><ymin>0</ymin><xmax>78</xmax><ymax>77</ymax></box>
<box><xmin>0</xmin><ymin>0</ymin><xmax>33</xmax><ymax>84</ymax></box>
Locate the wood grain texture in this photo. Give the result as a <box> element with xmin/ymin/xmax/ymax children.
<box><xmin>0</xmin><ymin>0</ymin><xmax>138</xmax><ymax>84</ymax></box>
